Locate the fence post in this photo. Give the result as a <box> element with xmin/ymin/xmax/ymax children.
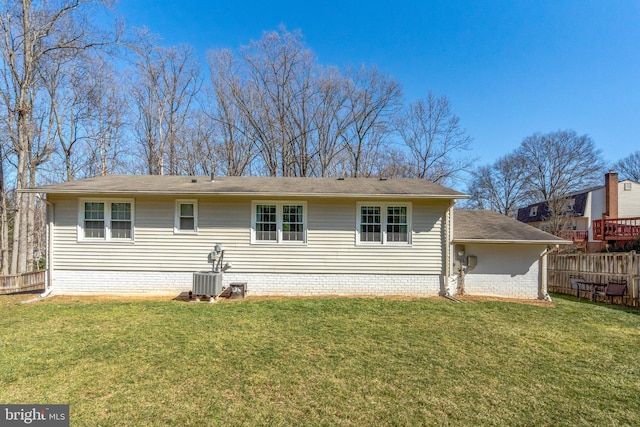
<box><xmin>578</xmin><ymin>253</ymin><xmax>583</xmax><ymax>279</ymax></box>
<box><xmin>632</xmin><ymin>251</ymin><xmax>638</xmax><ymax>307</ymax></box>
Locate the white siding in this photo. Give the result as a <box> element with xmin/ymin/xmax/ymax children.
<box><xmin>618</xmin><ymin>181</ymin><xmax>640</xmax><ymax>218</ymax></box>
<box><xmin>589</xmin><ymin>187</ymin><xmax>605</xmax><ymax>221</ymax></box>
<box><xmin>461</xmin><ymin>244</ymin><xmax>544</xmax><ymax>299</ymax></box>
<box><xmin>50</xmin><ymin>195</ymin><xmax>447</xmax><ymax>276</ymax></box>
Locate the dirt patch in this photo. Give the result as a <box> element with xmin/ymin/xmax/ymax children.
<box><xmin>456</xmin><ymin>295</ymin><xmax>555</xmax><ymax>307</ymax></box>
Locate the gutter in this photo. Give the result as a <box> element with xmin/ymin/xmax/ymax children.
<box><xmin>453</xmin><ymin>239</ymin><xmax>572</xmax><ymax>245</ymax></box>
<box><xmin>21</xmin><ymin>189</ymin><xmax>469</xmax><ymax>200</ymax></box>
<box><xmin>37</xmin><ymin>195</ymin><xmax>55</xmax><ymax>299</ymax></box>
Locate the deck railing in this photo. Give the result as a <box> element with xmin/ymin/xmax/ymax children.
<box><xmin>0</xmin><ymin>270</ymin><xmax>46</xmax><ymax>295</ymax></box>
<box><xmin>593</xmin><ymin>217</ymin><xmax>640</xmax><ymax>241</ymax></box>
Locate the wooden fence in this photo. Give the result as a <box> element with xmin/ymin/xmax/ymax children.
<box><xmin>547</xmin><ymin>252</ymin><xmax>640</xmax><ymax>307</ymax></box>
<box><xmin>0</xmin><ymin>270</ymin><xmax>46</xmax><ymax>295</ymax></box>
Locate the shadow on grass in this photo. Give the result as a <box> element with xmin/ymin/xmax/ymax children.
<box><xmin>550</xmin><ymin>292</ymin><xmax>640</xmax><ymax>315</ymax></box>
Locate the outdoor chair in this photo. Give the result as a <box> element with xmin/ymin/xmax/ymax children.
<box><xmin>595</xmin><ymin>280</ymin><xmax>628</xmax><ymax>305</ymax></box>
<box><xmin>569</xmin><ymin>275</ymin><xmax>585</xmax><ymax>298</ymax></box>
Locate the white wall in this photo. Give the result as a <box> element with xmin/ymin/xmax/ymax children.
<box><xmin>458</xmin><ymin>243</ymin><xmax>545</xmax><ymax>299</ymax></box>
<box><xmin>618</xmin><ymin>181</ymin><xmax>640</xmax><ymax>218</ymax></box>
<box><xmin>51</xmin><ymin>270</ymin><xmax>443</xmax><ymax>297</ymax></box>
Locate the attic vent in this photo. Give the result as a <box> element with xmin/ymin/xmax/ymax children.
<box><xmin>191</xmin><ymin>179</ymin><xmax>198</xmax><ymax>183</ymax></box>
<box><xmin>337</xmin><ymin>177</ymin><xmax>345</xmax><ymax>181</ymax></box>
<box><xmin>624</xmin><ymin>182</ymin><xmax>632</xmax><ymax>191</ymax></box>
<box><xmin>379</xmin><ymin>177</ymin><xmax>387</xmax><ymax>181</ymax></box>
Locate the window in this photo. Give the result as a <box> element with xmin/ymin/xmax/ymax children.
<box><xmin>175</xmin><ymin>200</ymin><xmax>198</xmax><ymax>233</ymax></box>
<box><xmin>79</xmin><ymin>199</ymin><xmax>134</xmax><ymax>241</ymax></box>
<box><xmin>255</xmin><ymin>204</ymin><xmax>277</xmax><ymax>241</ymax></box>
<box><xmin>529</xmin><ymin>206</ymin><xmax>538</xmax><ymax>217</ymax></box>
<box><xmin>282</xmin><ymin>205</ymin><xmax>304</xmax><ymax>241</ymax></box>
<box><xmin>84</xmin><ymin>202</ymin><xmax>105</xmax><ymax>238</ymax></box>
<box><xmin>360</xmin><ymin>206</ymin><xmax>381</xmax><ymax>242</ymax></box>
<box><xmin>357</xmin><ymin>203</ymin><xmax>411</xmax><ymax>244</ymax></box>
<box><xmin>252</xmin><ymin>202</ymin><xmax>306</xmax><ymax>244</ymax></box>
<box><xmin>386</xmin><ymin>206</ymin><xmax>408</xmax><ymax>242</ymax></box>
<box><xmin>564</xmin><ymin>198</ymin><xmax>575</xmax><ymax>213</ymax></box>
<box><xmin>624</xmin><ymin>182</ymin><xmax>632</xmax><ymax>191</ymax></box>
<box><xmin>110</xmin><ymin>203</ymin><xmax>132</xmax><ymax>239</ymax></box>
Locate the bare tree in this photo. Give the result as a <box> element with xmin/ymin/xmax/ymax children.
<box><xmin>237</xmin><ymin>27</ymin><xmax>317</xmax><ymax>176</ymax></box>
<box><xmin>396</xmin><ymin>93</ymin><xmax>474</xmax><ymax>185</ymax></box>
<box><xmin>310</xmin><ymin>67</ymin><xmax>351</xmax><ymax>177</ymax></box>
<box><xmin>0</xmin><ymin>0</ymin><xmax>117</xmax><ymax>273</ymax></box>
<box><xmin>131</xmin><ymin>35</ymin><xmax>200</xmax><ymax>175</ymax></box>
<box><xmin>83</xmin><ymin>58</ymin><xmax>130</xmax><ymax>177</ymax></box>
<box><xmin>342</xmin><ymin>66</ymin><xmax>402</xmax><ymax>177</ymax></box>
<box><xmin>517</xmin><ymin>130</ymin><xmax>605</xmax><ymax>233</ymax></box>
<box><xmin>613</xmin><ymin>151</ymin><xmax>640</xmax><ymax>182</ymax></box>
<box><xmin>207</xmin><ymin>49</ymin><xmax>255</xmax><ymax>176</ymax></box>
<box><xmin>174</xmin><ymin>109</ymin><xmax>217</xmax><ymax>176</ymax></box>
<box><xmin>518</xmin><ymin>130</ymin><xmax>605</xmax><ymax>201</ymax></box>
<box><xmin>467</xmin><ymin>153</ymin><xmax>531</xmax><ymax>216</ymax></box>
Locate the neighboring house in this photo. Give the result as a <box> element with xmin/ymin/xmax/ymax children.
<box><xmin>26</xmin><ymin>175</ymin><xmax>568</xmax><ymax>299</ymax></box>
<box><xmin>517</xmin><ymin>172</ymin><xmax>640</xmax><ymax>251</ymax></box>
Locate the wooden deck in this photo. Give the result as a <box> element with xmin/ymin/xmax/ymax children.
<box><xmin>592</xmin><ymin>217</ymin><xmax>640</xmax><ymax>241</ymax></box>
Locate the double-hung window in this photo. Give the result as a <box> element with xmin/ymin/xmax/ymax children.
<box><xmin>175</xmin><ymin>200</ymin><xmax>198</xmax><ymax>233</ymax></box>
<box><xmin>357</xmin><ymin>203</ymin><xmax>411</xmax><ymax>245</ymax></box>
<box><xmin>79</xmin><ymin>199</ymin><xmax>134</xmax><ymax>241</ymax></box>
<box><xmin>252</xmin><ymin>202</ymin><xmax>306</xmax><ymax>244</ymax></box>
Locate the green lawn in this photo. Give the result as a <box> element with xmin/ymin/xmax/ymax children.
<box><xmin>0</xmin><ymin>294</ymin><xmax>639</xmax><ymax>426</ymax></box>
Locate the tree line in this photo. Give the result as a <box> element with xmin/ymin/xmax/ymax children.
<box><xmin>1</xmin><ymin>2</ymin><xmax>639</xmax><ymax>274</ymax></box>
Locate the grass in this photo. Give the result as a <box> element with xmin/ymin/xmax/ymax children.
<box><xmin>0</xmin><ymin>293</ymin><xmax>639</xmax><ymax>426</ymax></box>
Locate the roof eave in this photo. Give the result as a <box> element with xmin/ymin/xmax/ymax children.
<box><xmin>453</xmin><ymin>238</ymin><xmax>572</xmax><ymax>245</ymax></box>
<box><xmin>23</xmin><ymin>189</ymin><xmax>468</xmax><ymax>199</ymax></box>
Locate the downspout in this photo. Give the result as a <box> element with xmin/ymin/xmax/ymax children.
<box><xmin>39</xmin><ymin>195</ymin><xmax>54</xmax><ymax>298</ymax></box>
<box><xmin>443</xmin><ymin>200</ymin><xmax>461</xmax><ymax>302</ymax></box>
<box><xmin>539</xmin><ymin>246</ymin><xmax>558</xmax><ymax>301</ymax></box>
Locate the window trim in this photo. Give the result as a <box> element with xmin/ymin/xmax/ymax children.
<box><xmin>251</xmin><ymin>201</ymin><xmax>307</xmax><ymax>245</ymax></box>
<box><xmin>356</xmin><ymin>202</ymin><xmax>412</xmax><ymax>245</ymax></box>
<box><xmin>174</xmin><ymin>199</ymin><xmax>198</xmax><ymax>234</ymax></box>
<box><xmin>78</xmin><ymin>198</ymin><xmax>135</xmax><ymax>242</ymax></box>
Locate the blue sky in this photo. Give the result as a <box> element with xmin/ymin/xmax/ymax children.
<box><xmin>113</xmin><ymin>0</ymin><xmax>640</xmax><ymax>167</ymax></box>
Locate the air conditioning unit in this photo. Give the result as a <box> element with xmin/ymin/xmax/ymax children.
<box><xmin>192</xmin><ymin>271</ymin><xmax>223</xmax><ymax>296</ymax></box>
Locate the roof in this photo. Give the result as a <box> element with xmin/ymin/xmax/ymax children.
<box><xmin>454</xmin><ymin>209</ymin><xmax>570</xmax><ymax>244</ymax></box>
<box><xmin>516</xmin><ymin>178</ymin><xmax>640</xmax><ymax>223</ymax></box>
<box><xmin>25</xmin><ymin>175</ymin><xmax>468</xmax><ymax>199</ymax></box>
<box><xmin>517</xmin><ymin>191</ymin><xmax>588</xmax><ymax>223</ymax></box>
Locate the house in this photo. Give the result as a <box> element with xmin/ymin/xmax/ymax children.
<box><xmin>517</xmin><ymin>172</ymin><xmax>640</xmax><ymax>251</ymax></box>
<box><xmin>25</xmin><ymin>175</ymin><xmax>568</xmax><ymax>299</ymax></box>
<box><xmin>453</xmin><ymin>209</ymin><xmax>567</xmax><ymax>299</ymax></box>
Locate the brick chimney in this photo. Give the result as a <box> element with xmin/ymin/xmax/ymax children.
<box><xmin>605</xmin><ymin>171</ymin><xmax>618</xmax><ymax>219</ymax></box>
